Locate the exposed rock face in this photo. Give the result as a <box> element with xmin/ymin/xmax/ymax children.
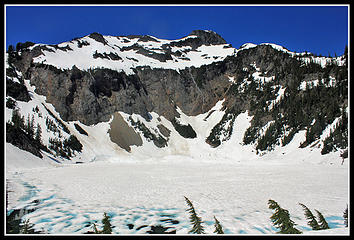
<box><xmin>88</xmin><ymin>32</ymin><xmax>108</xmax><ymax>45</ymax></box>
<box><xmin>6</xmin><ymin>79</ymin><xmax>31</xmax><ymax>102</ymax></box>
<box><xmin>189</xmin><ymin>30</ymin><xmax>227</xmax><ymax>45</ymax></box>
<box><xmin>108</xmin><ymin>112</ymin><xmax>143</xmax><ymax>152</ymax></box>
<box><xmin>157</xmin><ymin>124</ymin><xmax>171</xmax><ymax>138</ymax></box>
<box><xmin>17</xmin><ymin>61</ymin><xmax>230</xmax><ymax>126</ymax></box>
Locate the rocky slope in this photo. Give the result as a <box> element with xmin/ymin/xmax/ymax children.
<box><xmin>5</xmin><ymin>30</ymin><xmax>348</xmax><ymax>161</ymax></box>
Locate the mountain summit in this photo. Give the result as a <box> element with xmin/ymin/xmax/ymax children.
<box><xmin>188</xmin><ymin>30</ymin><xmax>227</xmax><ymax>45</ymax></box>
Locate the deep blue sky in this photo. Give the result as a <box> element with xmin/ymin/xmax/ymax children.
<box><xmin>6</xmin><ymin>5</ymin><xmax>349</xmax><ymax>56</ymax></box>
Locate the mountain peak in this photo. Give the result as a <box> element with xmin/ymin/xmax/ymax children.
<box><xmin>188</xmin><ymin>30</ymin><xmax>226</xmax><ymax>45</ymax></box>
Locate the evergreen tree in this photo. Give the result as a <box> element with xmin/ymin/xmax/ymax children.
<box><xmin>11</xmin><ymin>108</ymin><xmax>25</xmax><ymax>129</ymax></box>
<box><xmin>91</xmin><ymin>212</ymin><xmax>113</xmax><ymax>234</ymax></box>
<box><xmin>184</xmin><ymin>196</ymin><xmax>205</xmax><ymax>234</ymax></box>
<box><xmin>268</xmin><ymin>199</ymin><xmax>302</xmax><ymax>234</ymax></box>
<box><xmin>26</xmin><ymin>114</ymin><xmax>35</xmax><ymax>138</ymax></box>
<box><xmin>16</xmin><ymin>42</ymin><xmax>23</xmax><ymax>52</ymax></box>
<box><xmin>7</xmin><ymin>44</ymin><xmax>14</xmax><ymax>53</ymax></box>
<box><xmin>213</xmin><ymin>216</ymin><xmax>224</xmax><ymax>234</ymax></box>
<box><xmin>35</xmin><ymin>123</ymin><xmax>42</xmax><ymax>144</ymax></box>
<box><xmin>19</xmin><ymin>219</ymin><xmax>37</xmax><ymax>234</ymax></box>
<box><xmin>343</xmin><ymin>205</ymin><xmax>348</xmax><ymax>227</ymax></box>
<box><xmin>299</xmin><ymin>203</ymin><xmax>320</xmax><ymax>230</ymax></box>
<box><xmin>101</xmin><ymin>212</ymin><xmax>112</xmax><ymax>234</ymax></box>
<box><xmin>315</xmin><ymin>209</ymin><xmax>330</xmax><ymax>230</ymax></box>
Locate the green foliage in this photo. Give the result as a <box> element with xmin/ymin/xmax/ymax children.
<box><xmin>35</xmin><ymin>123</ymin><xmax>42</xmax><ymax>144</ymax></box>
<box><xmin>19</xmin><ymin>219</ymin><xmax>38</xmax><ymax>234</ymax></box>
<box><xmin>49</xmin><ymin>134</ymin><xmax>83</xmax><ymax>159</ymax></box>
<box><xmin>91</xmin><ymin>212</ymin><xmax>113</xmax><ymax>234</ymax></box>
<box><xmin>7</xmin><ymin>213</ymin><xmax>42</xmax><ymax>234</ymax></box>
<box><xmin>49</xmin><ymin>137</ymin><xmax>68</xmax><ymax>158</ymax></box>
<box><xmin>213</xmin><ymin>216</ymin><xmax>224</xmax><ymax>234</ymax></box>
<box><xmin>101</xmin><ymin>212</ymin><xmax>113</xmax><ymax>234</ymax></box>
<box><xmin>243</xmin><ymin>125</ymin><xmax>260</xmax><ymax>145</ymax></box>
<box><xmin>268</xmin><ymin>199</ymin><xmax>302</xmax><ymax>234</ymax></box>
<box><xmin>45</xmin><ymin>117</ymin><xmax>59</xmax><ymax>133</ymax></box>
<box><xmin>25</xmin><ymin>114</ymin><xmax>35</xmax><ymax>139</ymax></box>
<box><xmin>299</xmin><ymin>203</ymin><xmax>320</xmax><ymax>230</ymax></box>
<box><xmin>92</xmin><ymin>223</ymin><xmax>99</xmax><ymax>234</ymax></box>
<box><xmin>256</xmin><ymin>120</ymin><xmax>283</xmax><ymax>151</ymax></box>
<box><xmin>321</xmin><ymin>108</ymin><xmax>348</xmax><ymax>155</ymax></box>
<box><xmin>240</xmin><ymin>52</ymin><xmax>348</xmax><ymax>153</ymax></box>
<box><xmin>184</xmin><ymin>196</ymin><xmax>205</xmax><ymax>234</ymax></box>
<box><xmin>7</xmin><ymin>110</ymin><xmax>48</xmax><ymax>158</ymax></box>
<box><xmin>281</xmin><ymin>127</ymin><xmax>298</xmax><ymax>146</ymax></box>
<box><xmin>315</xmin><ymin>209</ymin><xmax>330</xmax><ymax>230</ymax></box>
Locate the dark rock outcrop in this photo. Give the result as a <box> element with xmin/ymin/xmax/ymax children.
<box><xmin>88</xmin><ymin>32</ymin><xmax>108</xmax><ymax>45</ymax></box>
<box><xmin>6</xmin><ymin>78</ymin><xmax>31</xmax><ymax>102</ymax></box>
<box><xmin>189</xmin><ymin>30</ymin><xmax>227</xmax><ymax>45</ymax></box>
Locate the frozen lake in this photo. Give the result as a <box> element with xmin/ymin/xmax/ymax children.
<box><xmin>6</xmin><ymin>154</ymin><xmax>349</xmax><ymax>235</ymax></box>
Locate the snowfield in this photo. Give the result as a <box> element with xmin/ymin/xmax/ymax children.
<box><xmin>6</xmin><ymin>112</ymin><xmax>349</xmax><ymax>235</ymax></box>
<box><xmin>6</xmin><ymin>148</ymin><xmax>349</xmax><ymax>235</ymax></box>
<box><xmin>31</xmin><ymin>34</ymin><xmax>235</xmax><ymax>75</ymax></box>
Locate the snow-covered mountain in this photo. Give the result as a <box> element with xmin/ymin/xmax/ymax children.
<box><xmin>5</xmin><ymin>30</ymin><xmax>348</xmax><ymax>235</ymax></box>
<box><xmin>31</xmin><ymin>30</ymin><xmax>235</xmax><ymax>75</ymax></box>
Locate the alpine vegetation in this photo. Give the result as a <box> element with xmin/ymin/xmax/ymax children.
<box><xmin>268</xmin><ymin>199</ymin><xmax>302</xmax><ymax>234</ymax></box>
<box><xmin>315</xmin><ymin>209</ymin><xmax>330</xmax><ymax>230</ymax></box>
<box><xmin>299</xmin><ymin>203</ymin><xmax>323</xmax><ymax>230</ymax></box>
<box><xmin>213</xmin><ymin>216</ymin><xmax>224</xmax><ymax>234</ymax></box>
<box><xmin>90</xmin><ymin>212</ymin><xmax>113</xmax><ymax>234</ymax></box>
<box><xmin>184</xmin><ymin>196</ymin><xmax>206</xmax><ymax>234</ymax></box>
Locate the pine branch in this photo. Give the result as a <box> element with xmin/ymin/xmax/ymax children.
<box><xmin>184</xmin><ymin>196</ymin><xmax>205</xmax><ymax>234</ymax></box>
<box><xmin>299</xmin><ymin>203</ymin><xmax>320</xmax><ymax>230</ymax></box>
<box><xmin>268</xmin><ymin>199</ymin><xmax>281</xmax><ymax>210</ymax></box>
<box><xmin>213</xmin><ymin>216</ymin><xmax>224</xmax><ymax>234</ymax></box>
<box><xmin>268</xmin><ymin>199</ymin><xmax>302</xmax><ymax>234</ymax></box>
<box><xmin>315</xmin><ymin>209</ymin><xmax>330</xmax><ymax>230</ymax></box>
<box><xmin>92</xmin><ymin>222</ymin><xmax>100</xmax><ymax>234</ymax></box>
<box><xmin>19</xmin><ymin>219</ymin><xmax>36</xmax><ymax>234</ymax></box>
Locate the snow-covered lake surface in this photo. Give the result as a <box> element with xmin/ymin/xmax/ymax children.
<box><xmin>6</xmin><ymin>144</ymin><xmax>349</xmax><ymax>235</ymax></box>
